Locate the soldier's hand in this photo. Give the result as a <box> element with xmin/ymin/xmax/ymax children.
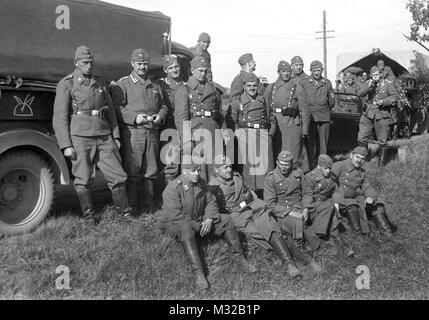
<box><xmin>114</xmin><ymin>138</ymin><xmax>121</xmax><ymax>149</ymax></box>
<box><xmin>153</xmin><ymin>114</ymin><xmax>162</xmax><ymax>125</ymax></box>
<box><xmin>376</xmin><ymin>99</ymin><xmax>384</xmax><ymax>106</ymax></box>
<box><xmin>365</xmin><ymin>197</ymin><xmax>374</xmax><ymax>204</ymax></box>
<box><xmin>64</xmin><ymin>147</ymin><xmax>77</xmax><ymax>160</ymax></box>
<box><xmin>200</xmin><ymin>218</ymin><xmax>213</xmax><ymax>237</ymax></box>
<box><xmin>135</xmin><ymin>114</ymin><xmax>147</xmax><ymax>125</ymax></box>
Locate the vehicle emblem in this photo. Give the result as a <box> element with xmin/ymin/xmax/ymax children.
<box><xmin>13</xmin><ymin>94</ymin><xmax>34</xmax><ymax>117</ymax></box>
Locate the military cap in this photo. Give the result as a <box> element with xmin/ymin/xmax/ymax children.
<box><xmin>277</xmin><ymin>150</ymin><xmax>294</xmax><ymax>162</ymax></box>
<box><xmin>291</xmin><ymin>56</ymin><xmax>304</xmax><ymax>64</ymax></box>
<box><xmin>278</xmin><ymin>60</ymin><xmax>291</xmax><ymax>72</ymax></box>
<box><xmin>198</xmin><ymin>32</ymin><xmax>211</xmax><ymax>42</ymax></box>
<box><xmin>370</xmin><ymin>66</ymin><xmax>380</xmax><ymax>74</ymax></box>
<box><xmin>241</xmin><ymin>72</ymin><xmax>259</xmax><ymax>84</ymax></box>
<box><xmin>74</xmin><ymin>45</ymin><xmax>94</xmax><ymax>61</ymax></box>
<box><xmin>131</xmin><ymin>49</ymin><xmax>150</xmax><ymax>62</ymax></box>
<box><xmin>310</xmin><ymin>60</ymin><xmax>323</xmax><ymax>70</ymax></box>
<box><xmin>213</xmin><ymin>154</ymin><xmax>233</xmax><ymax>168</ymax></box>
<box><xmin>344</xmin><ymin>74</ymin><xmax>354</xmax><ymax>81</ymax></box>
<box><xmin>238</xmin><ymin>53</ymin><xmax>254</xmax><ymax>66</ymax></box>
<box><xmin>352</xmin><ymin>146</ymin><xmax>368</xmax><ymax>157</ymax></box>
<box><xmin>182</xmin><ymin>163</ymin><xmax>200</xmax><ymax>171</ymax></box>
<box><xmin>162</xmin><ymin>54</ymin><xmax>178</xmax><ymax>68</ymax></box>
<box><xmin>191</xmin><ymin>56</ymin><xmax>210</xmax><ymax>70</ymax></box>
<box><xmin>318</xmin><ymin>154</ymin><xmax>333</xmax><ymax>168</ymax></box>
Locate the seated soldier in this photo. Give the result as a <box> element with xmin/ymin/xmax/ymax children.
<box><xmin>331</xmin><ymin>147</ymin><xmax>396</xmax><ymax>237</ymax></box>
<box><xmin>208</xmin><ymin>155</ymin><xmax>321</xmax><ymax>278</ymax></box>
<box><xmin>162</xmin><ymin>163</ymin><xmax>257</xmax><ymax>291</ymax></box>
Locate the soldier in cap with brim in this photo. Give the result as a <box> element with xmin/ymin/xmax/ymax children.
<box><xmin>331</xmin><ymin>147</ymin><xmax>396</xmax><ymax>237</ymax></box>
<box><xmin>161</xmin><ymin>161</ymin><xmax>256</xmax><ymax>291</ymax></box>
<box><xmin>111</xmin><ymin>49</ymin><xmax>168</xmax><ymax>216</ymax></box>
<box><xmin>190</xmin><ymin>32</ymin><xmax>213</xmax><ymax>82</ymax></box>
<box><xmin>208</xmin><ymin>154</ymin><xmax>321</xmax><ymax>277</ymax></box>
<box><xmin>174</xmin><ymin>56</ymin><xmax>223</xmax><ymax>183</ymax></box>
<box><xmin>53</xmin><ymin>45</ymin><xmax>131</xmax><ymax>223</ymax></box>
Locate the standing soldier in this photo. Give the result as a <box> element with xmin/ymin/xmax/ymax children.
<box><xmin>162</xmin><ymin>163</ymin><xmax>256</xmax><ymax>291</ymax></box>
<box><xmin>174</xmin><ymin>56</ymin><xmax>223</xmax><ymax>182</ymax></box>
<box><xmin>190</xmin><ymin>32</ymin><xmax>213</xmax><ymax>82</ymax></box>
<box><xmin>291</xmin><ymin>56</ymin><xmax>308</xmax><ymax>85</ymax></box>
<box><xmin>357</xmin><ymin>66</ymin><xmax>398</xmax><ymax>165</ymax></box>
<box><xmin>53</xmin><ymin>45</ymin><xmax>130</xmax><ymax>223</ymax></box>
<box><xmin>231</xmin><ymin>72</ymin><xmax>276</xmax><ymax>195</ymax></box>
<box><xmin>208</xmin><ymin>155</ymin><xmax>321</xmax><ymax>278</ymax></box>
<box><xmin>297</xmin><ymin>60</ymin><xmax>335</xmax><ymax>169</ymax></box>
<box><xmin>265</xmin><ymin>60</ymin><xmax>309</xmax><ymax>172</ymax></box>
<box><xmin>112</xmin><ymin>49</ymin><xmax>168</xmax><ymax>216</ymax></box>
<box><xmin>331</xmin><ymin>147</ymin><xmax>395</xmax><ymax>237</ymax></box>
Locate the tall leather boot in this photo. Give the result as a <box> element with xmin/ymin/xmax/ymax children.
<box><xmin>269</xmin><ymin>232</ymin><xmax>301</xmax><ymax>278</ymax></box>
<box><xmin>346</xmin><ymin>206</ymin><xmax>362</xmax><ymax>234</ymax></box>
<box><xmin>75</xmin><ymin>186</ymin><xmax>96</xmax><ymax>224</ymax></box>
<box><xmin>126</xmin><ymin>179</ymin><xmax>140</xmax><ymax>217</ymax></box>
<box><xmin>181</xmin><ymin>238</ymin><xmax>209</xmax><ymax>290</ymax></box>
<box><xmin>372</xmin><ymin>205</ymin><xmax>394</xmax><ymax>237</ymax></box>
<box><xmin>378</xmin><ymin>146</ymin><xmax>389</xmax><ymax>167</ymax></box>
<box><xmin>285</xmin><ymin>239</ymin><xmax>322</xmax><ymax>273</ymax></box>
<box><xmin>111</xmin><ymin>186</ymin><xmax>132</xmax><ymax>218</ymax></box>
<box><xmin>142</xmin><ymin>179</ymin><xmax>156</xmax><ymax>214</ymax></box>
<box><xmin>223</xmin><ymin>229</ymin><xmax>258</xmax><ymax>273</ymax></box>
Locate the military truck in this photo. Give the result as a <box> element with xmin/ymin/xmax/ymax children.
<box><xmin>0</xmin><ymin>0</ymin><xmax>193</xmax><ymax>235</ymax></box>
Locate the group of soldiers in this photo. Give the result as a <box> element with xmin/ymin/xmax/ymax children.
<box><xmin>52</xmin><ymin>33</ymin><xmax>397</xmax><ymax>291</ymax></box>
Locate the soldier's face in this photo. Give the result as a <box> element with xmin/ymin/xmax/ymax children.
<box><xmin>192</xmin><ymin>67</ymin><xmax>208</xmax><ymax>82</ymax></box>
<box><xmin>132</xmin><ymin>61</ymin><xmax>149</xmax><ymax>77</ymax></box>
<box><xmin>75</xmin><ymin>59</ymin><xmax>94</xmax><ymax>76</ymax></box>
<box><xmin>199</xmin><ymin>40</ymin><xmax>211</xmax><ymax>51</ymax></box>
<box><xmin>350</xmin><ymin>153</ymin><xmax>366</xmax><ymax>168</ymax></box>
<box><xmin>277</xmin><ymin>160</ymin><xmax>293</xmax><ymax>175</ymax></box>
<box><xmin>279</xmin><ymin>69</ymin><xmax>292</xmax><ymax>82</ymax></box>
<box><xmin>371</xmin><ymin>71</ymin><xmax>381</xmax><ymax>82</ymax></box>
<box><xmin>292</xmin><ymin>63</ymin><xmax>303</xmax><ymax>75</ymax></box>
<box><xmin>318</xmin><ymin>165</ymin><xmax>331</xmax><ymax>177</ymax></box>
<box><xmin>248</xmin><ymin>60</ymin><xmax>256</xmax><ymax>72</ymax></box>
<box><xmin>377</xmin><ymin>61</ymin><xmax>385</xmax><ymax>71</ymax></box>
<box><xmin>164</xmin><ymin>60</ymin><xmax>181</xmax><ymax>80</ymax></box>
<box><xmin>216</xmin><ymin>164</ymin><xmax>233</xmax><ymax>180</ymax></box>
<box><xmin>182</xmin><ymin>168</ymin><xmax>200</xmax><ymax>183</ymax></box>
<box><xmin>311</xmin><ymin>67</ymin><xmax>323</xmax><ymax>80</ymax></box>
<box><xmin>243</xmin><ymin>81</ymin><xmax>259</xmax><ymax>97</ymax></box>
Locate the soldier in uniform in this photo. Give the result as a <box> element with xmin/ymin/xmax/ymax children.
<box><xmin>377</xmin><ymin>59</ymin><xmax>396</xmax><ymax>82</ymax></box>
<box><xmin>230</xmin><ymin>72</ymin><xmax>276</xmax><ymax>195</ymax></box>
<box><xmin>264</xmin><ymin>151</ymin><xmax>322</xmax><ymax>251</ymax></box>
<box><xmin>331</xmin><ymin>147</ymin><xmax>395</xmax><ymax>237</ymax></box>
<box><xmin>290</xmin><ymin>56</ymin><xmax>308</xmax><ymax>85</ymax></box>
<box><xmin>336</xmin><ymin>74</ymin><xmax>360</xmax><ymax>113</ymax></box>
<box><xmin>162</xmin><ymin>163</ymin><xmax>256</xmax><ymax>290</ymax></box>
<box><xmin>357</xmin><ymin>66</ymin><xmax>398</xmax><ymax>165</ymax></box>
<box><xmin>297</xmin><ymin>60</ymin><xmax>335</xmax><ymax>169</ymax></box>
<box><xmin>112</xmin><ymin>49</ymin><xmax>168</xmax><ymax>215</ymax></box>
<box><xmin>53</xmin><ymin>45</ymin><xmax>130</xmax><ymax>223</ymax></box>
<box><xmin>208</xmin><ymin>155</ymin><xmax>322</xmax><ymax>277</ymax></box>
<box><xmin>174</xmin><ymin>56</ymin><xmax>223</xmax><ymax>182</ymax></box>
<box><xmin>265</xmin><ymin>60</ymin><xmax>309</xmax><ymax>172</ymax></box>
<box><xmin>190</xmin><ymin>32</ymin><xmax>213</xmax><ymax>82</ymax></box>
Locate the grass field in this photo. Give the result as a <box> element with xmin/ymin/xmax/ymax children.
<box><xmin>0</xmin><ymin>137</ymin><xmax>428</xmax><ymax>300</ymax></box>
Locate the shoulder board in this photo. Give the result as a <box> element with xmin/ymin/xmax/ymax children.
<box><xmin>176</xmin><ymin>179</ymin><xmax>182</xmax><ymax>187</ymax></box>
<box><xmin>62</xmin><ymin>74</ymin><xmax>73</xmax><ymax>81</ymax></box>
<box><xmin>266</xmin><ymin>170</ymin><xmax>275</xmax><ymax>177</ymax></box>
<box><xmin>118</xmin><ymin>76</ymin><xmax>129</xmax><ymax>82</ymax></box>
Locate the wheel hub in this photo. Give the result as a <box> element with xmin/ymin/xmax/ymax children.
<box><xmin>1</xmin><ymin>183</ymin><xmax>19</xmax><ymax>203</ymax></box>
<box><xmin>0</xmin><ymin>174</ymin><xmax>25</xmax><ymax>206</ymax></box>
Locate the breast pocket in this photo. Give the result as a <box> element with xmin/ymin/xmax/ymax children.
<box><xmin>93</xmin><ymin>86</ymin><xmax>106</xmax><ymax>108</ymax></box>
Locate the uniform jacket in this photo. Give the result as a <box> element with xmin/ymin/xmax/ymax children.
<box><xmin>230</xmin><ymin>70</ymin><xmax>265</xmax><ymax>102</ymax></box>
<box><xmin>162</xmin><ymin>175</ymin><xmax>220</xmax><ymax>225</ymax></box>
<box><xmin>264</xmin><ymin>167</ymin><xmax>304</xmax><ymax>217</ymax></box>
<box><xmin>358</xmin><ymin>79</ymin><xmax>398</xmax><ymax>120</ymax></box>
<box><xmin>302</xmin><ymin>167</ymin><xmax>337</xmax><ymax>208</ymax></box>
<box><xmin>265</xmin><ymin>78</ymin><xmax>300</xmax><ymax>126</ymax></box>
<box><xmin>112</xmin><ymin>72</ymin><xmax>167</xmax><ymax>129</ymax></box>
<box><xmin>159</xmin><ymin>75</ymin><xmax>183</xmax><ymax>116</ymax></box>
<box><xmin>292</xmin><ymin>72</ymin><xmax>308</xmax><ymax>85</ymax></box>
<box><xmin>53</xmin><ymin>69</ymin><xmax>119</xmax><ymax>150</ymax></box>
<box><xmin>381</xmin><ymin>66</ymin><xmax>396</xmax><ymax>82</ymax></box>
<box><xmin>296</xmin><ymin>76</ymin><xmax>335</xmax><ymax>122</ymax></box>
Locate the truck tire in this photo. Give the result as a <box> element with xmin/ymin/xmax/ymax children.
<box><xmin>0</xmin><ymin>150</ymin><xmax>54</xmax><ymax>235</ymax></box>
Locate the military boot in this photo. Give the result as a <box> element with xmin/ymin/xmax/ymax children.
<box><xmin>223</xmin><ymin>229</ymin><xmax>258</xmax><ymax>273</ymax></box>
<box><xmin>111</xmin><ymin>186</ymin><xmax>133</xmax><ymax>219</ymax></box>
<box><xmin>372</xmin><ymin>205</ymin><xmax>394</xmax><ymax>237</ymax></box>
<box><xmin>181</xmin><ymin>238</ymin><xmax>209</xmax><ymax>291</ymax></box>
<box><xmin>285</xmin><ymin>238</ymin><xmax>322</xmax><ymax>274</ymax></box>
<box><xmin>126</xmin><ymin>179</ymin><xmax>140</xmax><ymax>217</ymax></box>
<box><xmin>346</xmin><ymin>206</ymin><xmax>362</xmax><ymax>234</ymax></box>
<box><xmin>75</xmin><ymin>186</ymin><xmax>96</xmax><ymax>224</ymax></box>
<box><xmin>269</xmin><ymin>232</ymin><xmax>302</xmax><ymax>278</ymax></box>
<box><xmin>378</xmin><ymin>146</ymin><xmax>389</xmax><ymax>167</ymax></box>
<box><xmin>142</xmin><ymin>179</ymin><xmax>156</xmax><ymax>214</ymax></box>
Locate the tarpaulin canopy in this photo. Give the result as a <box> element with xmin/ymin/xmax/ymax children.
<box><xmin>0</xmin><ymin>0</ymin><xmax>171</xmax><ymax>83</ymax></box>
<box><xmin>336</xmin><ymin>49</ymin><xmax>429</xmax><ymax>77</ymax></box>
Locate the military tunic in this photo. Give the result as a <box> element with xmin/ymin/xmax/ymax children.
<box><xmin>162</xmin><ymin>175</ymin><xmax>233</xmax><ymax>241</ymax></box>
<box><xmin>52</xmin><ymin>69</ymin><xmax>126</xmax><ymax>190</ymax></box>
<box><xmin>263</xmin><ymin>167</ymin><xmax>321</xmax><ymax>249</ymax></box>
<box><xmin>291</xmin><ymin>72</ymin><xmax>308</xmax><ymax>87</ymax></box>
<box><xmin>229</xmin><ymin>70</ymin><xmax>265</xmax><ymax>103</ymax></box>
<box><xmin>190</xmin><ymin>45</ymin><xmax>213</xmax><ymax>82</ymax></box>
<box><xmin>357</xmin><ymin>79</ymin><xmax>398</xmax><ymax>146</ymax></box>
<box><xmin>331</xmin><ymin>159</ymin><xmax>380</xmax><ymax>234</ymax></box>
<box><xmin>208</xmin><ymin>172</ymin><xmax>281</xmax><ymax>249</ymax></box>
<box><xmin>231</xmin><ymin>92</ymin><xmax>276</xmax><ymax>190</ymax></box>
<box><xmin>174</xmin><ymin>76</ymin><xmax>223</xmax><ymax>182</ymax></box>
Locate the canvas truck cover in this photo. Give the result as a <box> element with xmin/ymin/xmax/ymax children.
<box><xmin>0</xmin><ymin>0</ymin><xmax>171</xmax><ymax>83</ymax></box>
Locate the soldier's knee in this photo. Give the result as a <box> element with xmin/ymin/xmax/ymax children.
<box><xmin>178</xmin><ymin>222</ymin><xmax>197</xmax><ymax>241</ymax></box>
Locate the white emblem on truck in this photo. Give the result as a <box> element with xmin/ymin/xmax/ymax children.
<box><xmin>13</xmin><ymin>94</ymin><xmax>34</xmax><ymax>117</ymax></box>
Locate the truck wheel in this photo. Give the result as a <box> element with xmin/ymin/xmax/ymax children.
<box><xmin>0</xmin><ymin>151</ymin><xmax>54</xmax><ymax>235</ymax></box>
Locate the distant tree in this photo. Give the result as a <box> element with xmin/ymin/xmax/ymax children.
<box><xmin>407</xmin><ymin>0</ymin><xmax>429</xmax><ymax>48</ymax></box>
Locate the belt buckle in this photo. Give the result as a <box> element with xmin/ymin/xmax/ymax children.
<box><xmin>92</xmin><ymin>110</ymin><xmax>100</xmax><ymax>116</ymax></box>
<box><xmin>275</xmin><ymin>108</ymin><xmax>282</xmax><ymax>113</ymax></box>
<box><xmin>204</xmin><ymin>111</ymin><xmax>211</xmax><ymax>117</ymax></box>
<box><xmin>239</xmin><ymin>201</ymin><xmax>247</xmax><ymax>208</ymax></box>
<box><xmin>253</xmin><ymin>123</ymin><xmax>260</xmax><ymax>129</ymax></box>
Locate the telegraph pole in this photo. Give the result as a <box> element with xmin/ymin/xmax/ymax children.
<box><xmin>316</xmin><ymin>11</ymin><xmax>335</xmax><ymax>78</ymax></box>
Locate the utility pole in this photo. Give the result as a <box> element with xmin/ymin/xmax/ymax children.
<box><xmin>316</xmin><ymin>11</ymin><xmax>335</xmax><ymax>78</ymax></box>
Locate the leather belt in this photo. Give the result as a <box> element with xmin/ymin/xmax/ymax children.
<box><xmin>241</xmin><ymin>122</ymin><xmax>267</xmax><ymax>129</ymax></box>
<box><xmin>76</xmin><ymin>110</ymin><xmax>100</xmax><ymax>116</ymax></box>
<box><xmin>194</xmin><ymin>110</ymin><xmax>215</xmax><ymax>118</ymax></box>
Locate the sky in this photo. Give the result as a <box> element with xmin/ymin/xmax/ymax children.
<box><xmin>104</xmin><ymin>0</ymin><xmax>422</xmax><ymax>87</ymax></box>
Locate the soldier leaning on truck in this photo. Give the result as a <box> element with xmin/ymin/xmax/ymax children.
<box><xmin>112</xmin><ymin>49</ymin><xmax>168</xmax><ymax>216</ymax></box>
<box><xmin>52</xmin><ymin>45</ymin><xmax>131</xmax><ymax>223</ymax></box>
